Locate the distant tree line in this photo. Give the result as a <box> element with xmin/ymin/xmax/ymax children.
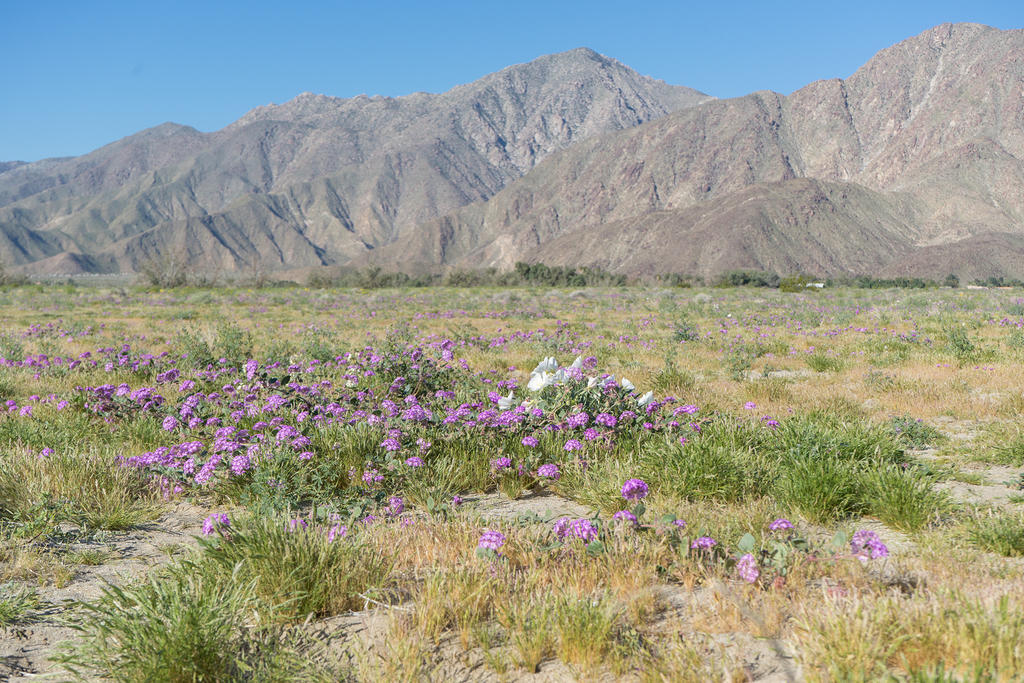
<box><xmin>306</xmin><ymin>263</ymin><xmax>627</xmax><ymax>289</ymax></box>
<box><xmin>8</xmin><ymin>254</ymin><xmax>1021</xmax><ymax>290</ymax></box>
<box><xmin>302</xmin><ymin>265</ymin><xmax>1021</xmax><ymax>290</ymax></box>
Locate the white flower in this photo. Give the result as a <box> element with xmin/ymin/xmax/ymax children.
<box><xmin>602</xmin><ymin>374</ymin><xmax>617</xmax><ymax>387</ymax></box>
<box><xmin>621</xmin><ymin>377</ymin><xmax>635</xmax><ymax>392</ymax></box>
<box><xmin>497</xmin><ymin>391</ymin><xmax>515</xmax><ymax>410</ymax></box>
<box><xmin>527</xmin><ymin>372</ymin><xmax>550</xmax><ymax>392</ymax></box>
<box><xmin>637</xmin><ymin>391</ymin><xmax>654</xmax><ymax>407</ymax></box>
<box><xmin>586</xmin><ymin>376</ymin><xmax>600</xmax><ymax>389</ymax></box>
<box><xmin>533</xmin><ymin>357</ymin><xmax>559</xmax><ymax>374</ymax></box>
<box><xmin>570</xmin><ymin>356</ymin><xmax>583</xmax><ymax>370</ymax></box>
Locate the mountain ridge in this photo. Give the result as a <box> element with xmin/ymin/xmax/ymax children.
<box><xmin>382</xmin><ymin>22</ymin><xmax>1024</xmax><ymax>279</ymax></box>
<box><xmin>3</xmin><ymin>25</ymin><xmax>1023</xmax><ymax>280</ymax></box>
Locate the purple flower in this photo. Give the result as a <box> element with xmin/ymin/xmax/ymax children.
<box><xmin>612</xmin><ymin>510</ymin><xmax>638</xmax><ymax>527</ymax></box>
<box><xmin>387</xmin><ymin>496</ymin><xmax>405</xmax><ymax>516</ymax></box>
<box><xmin>537</xmin><ymin>463</ymin><xmax>560</xmax><ymax>479</ymax></box>
<box><xmin>563</xmin><ymin>439</ymin><xmax>583</xmax><ymax>452</ymax></box>
<box><xmin>521</xmin><ymin>435</ymin><xmax>539</xmax><ymax>448</ymax></box>
<box><xmin>761</xmin><ymin>416</ymin><xmax>780</xmax><ymax>429</ymax></box>
<box><xmin>230</xmin><ymin>454</ymin><xmax>251</xmax><ymax>476</ymax></box>
<box><xmin>594</xmin><ymin>413</ymin><xmax>617</xmax><ymax>428</ymax></box>
<box><xmin>405</xmin><ymin>456</ymin><xmax>424</xmax><ymax>467</ymax></box>
<box><xmin>690</xmin><ymin>536</ymin><xmax>717</xmax><ymax>550</ymax></box>
<box><xmin>621</xmin><ymin>478</ymin><xmax>649</xmax><ymax>501</ymax></box>
<box><xmin>327</xmin><ymin>524</ymin><xmax>348</xmax><ymax>542</ymax></box>
<box><xmin>288</xmin><ymin>518</ymin><xmax>308</xmax><ymax>532</ymax></box>
<box><xmin>362</xmin><ymin>468</ymin><xmax>383</xmax><ymax>485</ymax></box>
<box><xmin>737</xmin><ymin>553</ymin><xmax>760</xmax><ymax>583</ymax></box>
<box><xmin>672</xmin><ymin>519</ymin><xmax>687</xmax><ymax>529</ymax></box>
<box><xmin>566</xmin><ymin>412</ymin><xmax>590</xmax><ymax>428</ymax></box>
<box><xmin>452</xmin><ymin>495</ymin><xmax>464</xmax><ymax>506</ymax></box>
<box><xmin>553</xmin><ymin>517</ymin><xmax>598</xmax><ymax>543</ymax></box>
<box><xmin>851</xmin><ymin>529</ymin><xmax>889</xmax><ymax>560</ymax></box>
<box><xmin>379</xmin><ymin>437</ymin><xmax>401</xmax><ymax>452</ymax></box>
<box><xmin>162</xmin><ymin>415</ymin><xmax>178</xmax><ymax>431</ymax></box>
<box><xmin>743</xmin><ymin>401</ymin><xmax>757</xmax><ymax>410</ymax></box>
<box><xmin>769</xmin><ymin>518</ymin><xmax>794</xmax><ymax>532</ymax></box>
<box><xmin>491</xmin><ymin>456</ymin><xmax>512</xmax><ymax>471</ymax></box>
<box><xmin>202</xmin><ymin>512</ymin><xmax>230</xmax><ymax>536</ymax></box>
<box><xmin>478</xmin><ymin>529</ymin><xmax>506</xmax><ymax>552</ymax></box>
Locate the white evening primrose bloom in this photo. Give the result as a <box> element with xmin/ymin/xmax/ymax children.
<box><xmin>586</xmin><ymin>376</ymin><xmax>600</xmax><ymax>389</ymax></box>
<box><xmin>637</xmin><ymin>391</ymin><xmax>654</xmax><ymax>407</ymax></box>
<box><xmin>497</xmin><ymin>392</ymin><xmax>515</xmax><ymax>410</ymax></box>
<box><xmin>533</xmin><ymin>357</ymin><xmax>558</xmax><ymax>374</ymax></box>
<box><xmin>570</xmin><ymin>356</ymin><xmax>584</xmax><ymax>369</ymax></box>
<box><xmin>527</xmin><ymin>372</ymin><xmax>549</xmax><ymax>392</ymax></box>
<box><xmin>602</xmin><ymin>375</ymin><xmax>617</xmax><ymax>387</ymax></box>
<box><xmin>621</xmin><ymin>377</ymin><xmax>635</xmax><ymax>392</ymax></box>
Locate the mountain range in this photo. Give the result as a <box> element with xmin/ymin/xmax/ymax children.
<box><xmin>2</xmin><ymin>22</ymin><xmax>1022</xmax><ymax>281</ymax></box>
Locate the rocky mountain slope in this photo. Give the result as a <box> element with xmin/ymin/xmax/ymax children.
<box><xmin>386</xmin><ymin>23</ymin><xmax>1024</xmax><ymax>280</ymax></box>
<box><xmin>3</xmin><ymin>23</ymin><xmax>1023</xmax><ymax>280</ymax></box>
<box><xmin>0</xmin><ymin>48</ymin><xmax>708</xmax><ymax>274</ymax></box>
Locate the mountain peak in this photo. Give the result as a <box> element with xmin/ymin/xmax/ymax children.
<box><xmin>3</xmin><ymin>26</ymin><xmax>1021</xmax><ymax>281</ymax></box>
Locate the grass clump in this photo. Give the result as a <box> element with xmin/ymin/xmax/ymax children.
<box><xmin>966</xmin><ymin>513</ymin><xmax>1024</xmax><ymax>557</ymax></box>
<box><xmin>55</xmin><ymin>565</ymin><xmax>335</xmax><ymax>682</ymax></box>
<box><xmin>890</xmin><ymin>416</ymin><xmax>944</xmax><ymax>448</ymax></box>
<box><xmin>0</xmin><ymin>583</ymin><xmax>46</xmax><ymax>627</ymax></box>
<box><xmin>805</xmin><ymin>352</ymin><xmax>845</xmax><ymax>373</ymax></box>
<box><xmin>194</xmin><ymin>513</ymin><xmax>394</xmax><ymax>620</ymax></box>
<box><xmin>860</xmin><ymin>466</ymin><xmax>950</xmax><ymax>531</ymax></box>
<box><xmin>0</xmin><ymin>449</ymin><xmax>160</xmax><ymax>531</ymax></box>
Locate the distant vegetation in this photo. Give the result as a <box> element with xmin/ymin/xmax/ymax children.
<box><xmin>303</xmin><ymin>265</ymin><xmax>992</xmax><ymax>291</ymax></box>
<box><xmin>306</xmin><ymin>263</ymin><xmax>627</xmax><ymax>289</ymax></box>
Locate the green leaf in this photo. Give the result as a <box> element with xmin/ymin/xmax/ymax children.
<box><xmin>737</xmin><ymin>533</ymin><xmax>756</xmax><ymax>553</ymax></box>
<box><xmin>632</xmin><ymin>503</ymin><xmax>646</xmax><ymax>518</ymax></box>
<box><xmin>830</xmin><ymin>530</ymin><xmax>848</xmax><ymax>549</ymax></box>
<box><xmin>585</xmin><ymin>540</ymin><xmax>605</xmax><ymax>556</ymax></box>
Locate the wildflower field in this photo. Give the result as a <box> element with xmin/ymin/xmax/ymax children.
<box><xmin>2</xmin><ymin>283</ymin><xmax>1024</xmax><ymax>681</ymax></box>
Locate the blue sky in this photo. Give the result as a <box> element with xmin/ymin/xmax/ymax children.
<box><xmin>2</xmin><ymin>0</ymin><xmax>1021</xmax><ymax>162</ymax></box>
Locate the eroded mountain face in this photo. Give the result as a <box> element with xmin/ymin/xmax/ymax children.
<box><xmin>395</xmin><ymin>23</ymin><xmax>1024</xmax><ymax>281</ymax></box>
<box><xmin>0</xmin><ymin>48</ymin><xmax>709</xmax><ymax>275</ymax></box>
<box><xmin>3</xmin><ymin>24</ymin><xmax>1023</xmax><ymax>280</ymax></box>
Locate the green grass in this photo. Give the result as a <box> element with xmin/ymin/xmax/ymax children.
<box><xmin>0</xmin><ymin>448</ymin><xmax>160</xmax><ymax>531</ymax></box>
<box><xmin>806</xmin><ymin>353</ymin><xmax>845</xmax><ymax>373</ymax></box>
<box><xmin>193</xmin><ymin>513</ymin><xmax>395</xmax><ymax>620</ymax></box>
<box><xmin>861</xmin><ymin>466</ymin><xmax>950</xmax><ymax>531</ymax></box>
<box><xmin>0</xmin><ymin>583</ymin><xmax>45</xmax><ymax>627</ymax></box>
<box><xmin>55</xmin><ymin>565</ymin><xmax>337</xmax><ymax>682</ymax></box>
<box><xmin>966</xmin><ymin>513</ymin><xmax>1024</xmax><ymax>557</ymax></box>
